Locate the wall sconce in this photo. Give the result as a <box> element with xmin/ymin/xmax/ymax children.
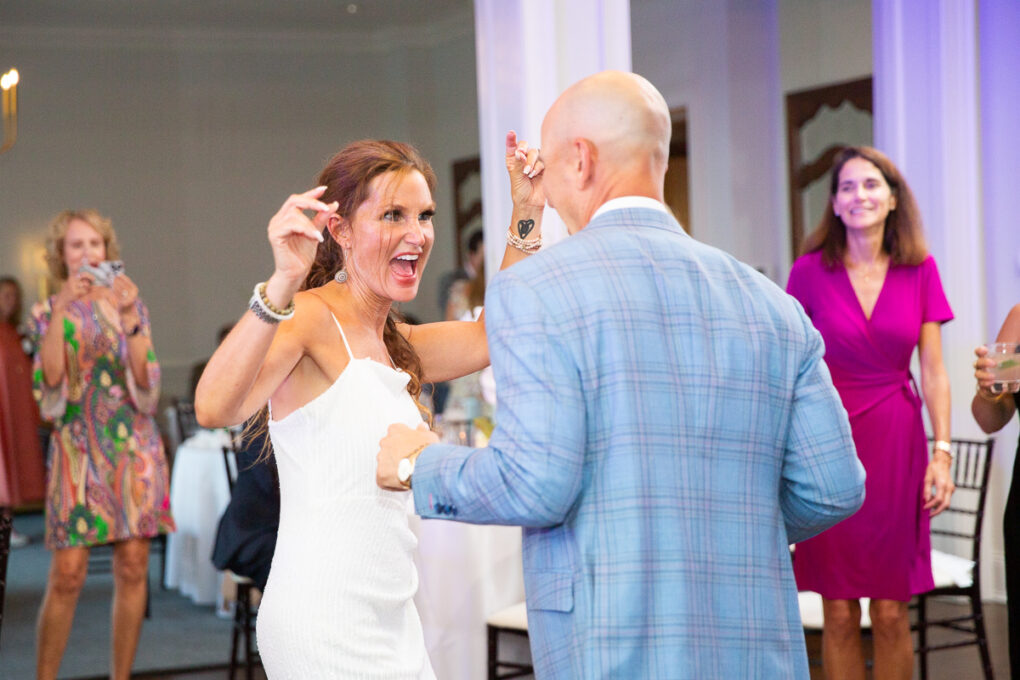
<box><xmin>1</xmin><ymin>67</ymin><xmax>19</xmax><ymax>154</ymax></box>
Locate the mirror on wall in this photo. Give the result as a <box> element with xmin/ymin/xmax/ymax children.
<box><xmin>785</xmin><ymin>77</ymin><xmax>873</xmax><ymax>257</ymax></box>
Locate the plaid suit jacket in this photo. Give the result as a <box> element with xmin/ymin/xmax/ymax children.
<box><xmin>413</xmin><ymin>207</ymin><xmax>864</xmax><ymax>679</ymax></box>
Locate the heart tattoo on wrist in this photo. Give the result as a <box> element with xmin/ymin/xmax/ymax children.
<box><xmin>517</xmin><ymin>219</ymin><xmax>535</xmax><ymax>239</ymax></box>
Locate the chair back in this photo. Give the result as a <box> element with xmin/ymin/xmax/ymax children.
<box><xmin>221</xmin><ymin>428</ymin><xmax>244</xmax><ymax>496</ymax></box>
<box><xmin>928</xmin><ymin>438</ymin><xmax>995</xmax><ymax>566</ymax></box>
<box><xmin>173</xmin><ymin>398</ymin><xmax>200</xmax><ymax>446</ymax></box>
<box><xmin>0</xmin><ymin>506</ymin><xmax>11</xmax><ymax>648</ymax></box>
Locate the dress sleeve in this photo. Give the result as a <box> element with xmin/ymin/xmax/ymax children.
<box><xmin>786</xmin><ymin>255</ymin><xmax>813</xmax><ymax>318</ymax></box>
<box><xmin>29</xmin><ymin>299</ymin><xmax>70</xmax><ymax>422</ymax></box>
<box><xmin>920</xmin><ymin>255</ymin><xmax>954</xmax><ymax>324</ymax></box>
<box><xmin>125</xmin><ymin>297</ymin><xmax>161</xmax><ymax>415</ymax></box>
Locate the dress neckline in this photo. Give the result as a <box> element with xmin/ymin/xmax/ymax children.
<box><xmin>841</xmin><ymin>260</ymin><xmax>890</xmax><ymax>323</ymax></box>
<box><xmin>269</xmin><ymin>313</ymin><xmax>406</xmax><ymax>424</ymax></box>
<box><xmin>268</xmin><ymin>356</ymin><xmax>406</xmax><ymax>426</ymax></box>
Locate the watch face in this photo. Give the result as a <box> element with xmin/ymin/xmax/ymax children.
<box><xmin>398</xmin><ymin>457</ymin><xmax>412</xmax><ymax>483</ymax></box>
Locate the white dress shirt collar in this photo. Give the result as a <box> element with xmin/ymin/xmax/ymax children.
<box><xmin>590</xmin><ymin>196</ymin><xmax>670</xmax><ymax>222</ymax></box>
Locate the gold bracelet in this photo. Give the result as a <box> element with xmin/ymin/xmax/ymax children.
<box><xmin>976</xmin><ymin>388</ymin><xmax>1009</xmax><ymax>403</ymax></box>
<box><xmin>932</xmin><ymin>439</ymin><xmax>953</xmax><ymax>462</ymax></box>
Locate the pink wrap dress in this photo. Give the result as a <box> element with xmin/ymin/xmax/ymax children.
<box><xmin>787</xmin><ymin>252</ymin><xmax>953</xmax><ymax>601</ymax></box>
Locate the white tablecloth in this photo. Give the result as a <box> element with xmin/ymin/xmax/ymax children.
<box><xmin>164</xmin><ymin>429</ymin><xmax>232</xmax><ymax>606</ymax></box>
<box><xmin>411</xmin><ymin>515</ymin><xmax>526</xmax><ymax>680</ymax></box>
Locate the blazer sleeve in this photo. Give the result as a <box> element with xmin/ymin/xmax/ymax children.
<box><xmin>780</xmin><ymin>307</ymin><xmax>866</xmax><ymax>544</ymax></box>
<box><xmin>412</xmin><ymin>267</ymin><xmax>585</xmax><ymax>527</ymax></box>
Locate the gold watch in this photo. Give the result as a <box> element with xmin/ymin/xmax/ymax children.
<box><xmin>397</xmin><ymin>444</ymin><xmax>426</xmax><ymax>489</ymax></box>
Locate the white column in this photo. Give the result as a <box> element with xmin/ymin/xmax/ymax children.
<box><xmin>979</xmin><ymin>1</ymin><xmax>1020</xmax><ymax>338</ymax></box>
<box><xmin>473</xmin><ymin>0</ymin><xmax>632</xmax><ymax>278</ymax></box>
<box><xmin>872</xmin><ymin>0</ymin><xmax>984</xmax><ymax>435</ymax></box>
<box><xmin>874</xmin><ymin>0</ymin><xmax>1003</xmax><ymax>602</ymax></box>
<box><xmin>977</xmin><ymin>0</ymin><xmax>1020</xmax><ymax>604</ymax></box>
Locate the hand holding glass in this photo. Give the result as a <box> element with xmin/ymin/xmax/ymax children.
<box><xmin>986</xmin><ymin>342</ymin><xmax>1020</xmax><ymax>394</ymax></box>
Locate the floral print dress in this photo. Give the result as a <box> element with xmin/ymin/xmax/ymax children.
<box><xmin>31</xmin><ymin>295</ymin><xmax>175</xmax><ymax>549</ymax></box>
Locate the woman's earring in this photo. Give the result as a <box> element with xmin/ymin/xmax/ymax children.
<box><xmin>334</xmin><ymin>267</ymin><xmax>348</xmax><ymax>284</ymax></box>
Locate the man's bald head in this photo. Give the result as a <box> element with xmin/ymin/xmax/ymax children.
<box><xmin>540</xmin><ymin>71</ymin><xmax>672</xmax><ymax>232</ymax></box>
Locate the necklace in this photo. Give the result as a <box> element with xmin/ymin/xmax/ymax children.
<box><xmin>847</xmin><ymin>255</ymin><xmax>886</xmax><ymax>283</ymax></box>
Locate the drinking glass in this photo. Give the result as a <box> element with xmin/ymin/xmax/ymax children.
<box><xmin>987</xmin><ymin>342</ymin><xmax>1020</xmax><ymax>394</ymax></box>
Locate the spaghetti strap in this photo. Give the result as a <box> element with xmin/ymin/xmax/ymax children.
<box><xmin>330</xmin><ymin>314</ymin><xmax>354</xmax><ymax>361</ymax></box>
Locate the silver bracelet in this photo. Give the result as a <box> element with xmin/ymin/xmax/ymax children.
<box><xmin>506</xmin><ymin>228</ymin><xmax>541</xmax><ymax>253</ymax></box>
<box><xmin>249</xmin><ymin>282</ymin><xmax>295</xmax><ymax>323</ymax></box>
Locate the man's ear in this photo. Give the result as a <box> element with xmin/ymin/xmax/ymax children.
<box><xmin>573</xmin><ymin>138</ymin><xmax>597</xmax><ymax>190</ymax></box>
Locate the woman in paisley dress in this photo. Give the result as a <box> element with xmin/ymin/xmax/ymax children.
<box><xmin>30</xmin><ymin>209</ymin><xmax>175</xmax><ymax>680</ymax></box>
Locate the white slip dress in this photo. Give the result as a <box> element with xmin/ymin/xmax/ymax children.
<box><xmin>257</xmin><ymin>315</ymin><xmax>435</xmax><ymax>679</ymax></box>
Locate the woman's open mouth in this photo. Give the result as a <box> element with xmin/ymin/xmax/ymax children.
<box><xmin>391</xmin><ymin>253</ymin><xmax>420</xmax><ymax>280</ymax></box>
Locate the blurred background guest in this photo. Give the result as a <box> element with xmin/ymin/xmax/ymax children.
<box><xmin>437</xmin><ymin>228</ymin><xmax>483</xmax><ymax>318</ymax></box>
<box><xmin>442</xmin><ymin>258</ymin><xmax>492</xmax><ymax>423</ymax></box>
<box><xmin>211</xmin><ymin>428</ymin><xmax>277</xmax><ymax>593</ymax></box>
<box><xmin>0</xmin><ymin>276</ymin><xmax>46</xmax><ymax>547</ymax></box>
<box><xmin>433</xmin><ymin>229</ymin><xmax>485</xmax><ymax>415</ymax></box>
<box><xmin>30</xmin><ymin>210</ymin><xmax>175</xmax><ymax>680</ymax></box>
<box><xmin>972</xmin><ymin>303</ymin><xmax>1020</xmax><ymax>677</ymax></box>
<box><xmin>787</xmin><ymin>147</ymin><xmax>955</xmax><ymax>680</ymax></box>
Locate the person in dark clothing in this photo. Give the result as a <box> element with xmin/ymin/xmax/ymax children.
<box><xmin>972</xmin><ymin>303</ymin><xmax>1020</xmax><ymax>678</ymax></box>
<box><xmin>211</xmin><ymin>429</ymin><xmax>278</xmax><ymax>592</ymax></box>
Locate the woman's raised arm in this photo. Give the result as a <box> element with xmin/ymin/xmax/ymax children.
<box><xmin>195</xmin><ymin>187</ymin><xmax>337</xmax><ymax>427</ymax></box>
<box><xmin>404</xmin><ymin>131</ymin><xmax>545</xmax><ymax>383</ymax></box>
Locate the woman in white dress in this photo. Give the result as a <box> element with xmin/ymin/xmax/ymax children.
<box><xmin>195</xmin><ymin>135</ymin><xmax>543</xmax><ymax>678</ymax></box>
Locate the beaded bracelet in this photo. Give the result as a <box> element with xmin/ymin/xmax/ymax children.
<box><xmin>506</xmin><ymin>228</ymin><xmax>542</xmax><ymax>253</ymax></box>
<box><xmin>249</xmin><ymin>282</ymin><xmax>295</xmax><ymax>323</ymax></box>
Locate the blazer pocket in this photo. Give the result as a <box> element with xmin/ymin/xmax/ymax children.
<box><xmin>525</xmin><ymin>570</ymin><xmax>574</xmax><ymax>613</ymax></box>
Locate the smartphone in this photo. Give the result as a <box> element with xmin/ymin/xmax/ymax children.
<box><xmin>78</xmin><ymin>260</ymin><xmax>124</xmax><ymax>287</ymax></box>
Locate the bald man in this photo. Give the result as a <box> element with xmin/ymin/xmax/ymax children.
<box><xmin>378</xmin><ymin>71</ymin><xmax>864</xmax><ymax>678</ymax></box>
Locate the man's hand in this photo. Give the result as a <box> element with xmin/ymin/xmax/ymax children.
<box><xmin>377</xmin><ymin>422</ymin><xmax>438</xmax><ymax>491</ymax></box>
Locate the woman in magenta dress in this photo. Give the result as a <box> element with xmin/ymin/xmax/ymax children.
<box><xmin>787</xmin><ymin>146</ymin><xmax>955</xmax><ymax>680</ymax></box>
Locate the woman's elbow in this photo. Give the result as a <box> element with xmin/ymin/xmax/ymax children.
<box><xmin>194</xmin><ymin>391</ymin><xmax>228</xmax><ymax>429</ymax></box>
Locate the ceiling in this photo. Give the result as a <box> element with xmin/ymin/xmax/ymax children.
<box><xmin>0</xmin><ymin>0</ymin><xmax>474</xmax><ymax>35</ymax></box>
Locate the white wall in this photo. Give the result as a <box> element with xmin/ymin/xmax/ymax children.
<box><xmin>978</xmin><ymin>0</ymin><xmax>1020</xmax><ymax>603</ymax></box>
<box><xmin>780</xmin><ymin>0</ymin><xmax>872</xmax><ymax>94</ymax></box>
<box><xmin>629</xmin><ymin>0</ymin><xmax>869</xmax><ymax>283</ymax></box>
<box><xmin>0</xmin><ymin>16</ymin><xmax>479</xmax><ymax>399</ymax></box>
<box><xmin>631</xmin><ymin>0</ymin><xmax>787</xmax><ymax>282</ymax></box>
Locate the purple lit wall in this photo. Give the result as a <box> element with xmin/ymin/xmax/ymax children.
<box><xmin>979</xmin><ymin>1</ymin><xmax>1020</xmax><ymax>338</ymax></box>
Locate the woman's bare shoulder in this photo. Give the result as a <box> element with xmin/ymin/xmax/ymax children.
<box><xmin>998</xmin><ymin>303</ymin><xmax>1020</xmax><ymax>341</ymax></box>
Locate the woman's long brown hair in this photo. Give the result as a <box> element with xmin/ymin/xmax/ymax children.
<box><xmin>799</xmin><ymin>146</ymin><xmax>928</xmax><ymax>267</ymax></box>
<box><xmin>247</xmin><ymin>140</ymin><xmax>438</xmax><ymax>461</ymax></box>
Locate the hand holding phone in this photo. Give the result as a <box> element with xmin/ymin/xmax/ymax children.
<box><xmin>78</xmin><ymin>260</ymin><xmax>124</xmax><ymax>287</ymax></box>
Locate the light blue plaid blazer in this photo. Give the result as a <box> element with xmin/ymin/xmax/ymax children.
<box><xmin>413</xmin><ymin>207</ymin><xmax>864</xmax><ymax>679</ymax></box>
